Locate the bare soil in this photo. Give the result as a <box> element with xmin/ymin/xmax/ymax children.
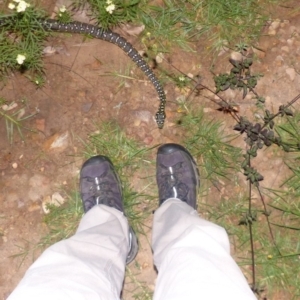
<box><xmin>1</xmin><ymin>1</ymin><xmax>300</xmax><ymax>299</ymax></box>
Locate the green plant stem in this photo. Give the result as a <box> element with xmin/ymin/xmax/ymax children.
<box><xmin>261</xmin><ymin>93</ymin><xmax>300</xmax><ymax>130</ymax></box>
<box><xmin>248</xmin><ymin>155</ymin><xmax>256</xmax><ymax>288</ymax></box>
<box><xmin>0</xmin><ymin>110</ymin><xmax>20</xmax><ymax>125</ymax></box>
<box><xmin>256</xmin><ymin>187</ymin><xmax>281</xmax><ymax>256</ymax></box>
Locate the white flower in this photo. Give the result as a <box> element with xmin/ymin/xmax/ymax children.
<box><xmin>178</xmin><ymin>76</ymin><xmax>185</xmax><ymax>82</ymax></box>
<box><xmin>16</xmin><ymin>54</ymin><xmax>26</xmax><ymax>65</ymax></box>
<box><xmin>8</xmin><ymin>2</ymin><xmax>16</xmax><ymax>9</ymax></box>
<box><xmin>106</xmin><ymin>0</ymin><xmax>112</xmax><ymax>4</ymax></box>
<box><xmin>106</xmin><ymin>3</ymin><xmax>115</xmax><ymax>14</ymax></box>
<box><xmin>59</xmin><ymin>5</ymin><xmax>66</xmax><ymax>13</ymax></box>
<box><xmin>16</xmin><ymin>0</ymin><xmax>30</xmax><ymax>12</ymax></box>
<box><xmin>8</xmin><ymin>3</ymin><xmax>16</xmax><ymax>9</ymax></box>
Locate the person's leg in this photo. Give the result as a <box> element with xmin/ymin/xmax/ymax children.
<box><xmin>8</xmin><ymin>156</ymin><xmax>138</xmax><ymax>300</ymax></box>
<box><xmin>152</xmin><ymin>144</ymin><xmax>256</xmax><ymax>300</ymax></box>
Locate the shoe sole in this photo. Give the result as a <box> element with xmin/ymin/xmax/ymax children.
<box><xmin>126</xmin><ymin>227</ymin><xmax>138</xmax><ymax>264</ymax></box>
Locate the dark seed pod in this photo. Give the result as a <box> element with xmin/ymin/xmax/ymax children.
<box><xmin>250</xmin><ymin>133</ymin><xmax>258</xmax><ymax>141</ymax></box>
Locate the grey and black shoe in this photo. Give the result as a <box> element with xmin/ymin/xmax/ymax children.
<box><xmin>156</xmin><ymin>143</ymin><xmax>200</xmax><ymax>209</ymax></box>
<box><xmin>80</xmin><ymin>155</ymin><xmax>138</xmax><ymax>264</ymax></box>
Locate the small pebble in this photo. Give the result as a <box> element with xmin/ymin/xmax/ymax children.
<box><xmin>2</xmin><ymin>102</ymin><xmax>18</xmax><ymax>111</ymax></box>
<box><xmin>265</xmin><ymin>96</ymin><xmax>272</xmax><ymax>106</ymax></box>
<box><xmin>17</xmin><ymin>200</ymin><xmax>25</xmax><ymax>208</ymax></box>
<box><xmin>142</xmin><ymin>262</ymin><xmax>149</xmax><ymax>269</ymax></box>
<box><xmin>36</xmin><ymin>119</ymin><xmax>46</xmax><ymax>132</ymax></box>
<box><xmin>286</xmin><ymin>68</ymin><xmax>296</xmax><ymax>81</ymax></box>
<box><xmin>43</xmin><ymin>131</ymin><xmax>69</xmax><ymax>152</ymax></box>
<box><xmin>42</xmin><ymin>192</ymin><xmax>65</xmax><ymax>214</ymax></box>
<box><xmin>270</xmin><ymin>20</ymin><xmax>280</xmax><ymax>30</ymax></box>
<box><xmin>12</xmin><ymin>163</ymin><xmax>18</xmax><ymax>169</ymax></box>
<box><xmin>287</xmin><ymin>38</ymin><xmax>294</xmax><ymax>46</ymax></box>
<box><xmin>81</xmin><ymin>102</ymin><xmax>93</xmax><ymax>113</ymax></box>
<box><xmin>134</xmin><ymin>118</ymin><xmax>141</xmax><ymax>127</ymax></box>
<box><xmin>230</xmin><ymin>51</ymin><xmax>243</xmax><ymax>62</ymax></box>
<box><xmin>156</xmin><ymin>53</ymin><xmax>164</xmax><ymax>64</ymax></box>
<box><xmin>121</xmin><ymin>24</ymin><xmax>145</xmax><ymax>36</ymax></box>
<box><xmin>28</xmin><ymin>203</ymin><xmax>40</xmax><ymax>212</ymax></box>
<box><xmin>281</xmin><ymin>20</ymin><xmax>289</xmax><ymax>27</ymax></box>
<box><xmin>43</xmin><ymin>46</ymin><xmax>57</xmax><ymax>56</ymax></box>
<box><xmin>281</xmin><ymin>46</ymin><xmax>289</xmax><ymax>53</ymax></box>
<box><xmin>268</xmin><ymin>29</ymin><xmax>276</xmax><ymax>36</ymax></box>
<box><xmin>143</xmin><ymin>136</ymin><xmax>153</xmax><ymax>145</ymax></box>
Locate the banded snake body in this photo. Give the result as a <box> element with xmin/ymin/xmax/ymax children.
<box><xmin>1</xmin><ymin>18</ymin><xmax>167</xmax><ymax>128</ymax></box>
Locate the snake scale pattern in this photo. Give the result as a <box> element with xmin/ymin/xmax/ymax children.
<box><xmin>2</xmin><ymin>18</ymin><xmax>167</xmax><ymax>128</ymax></box>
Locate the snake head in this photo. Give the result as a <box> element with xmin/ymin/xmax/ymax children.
<box><xmin>155</xmin><ymin>111</ymin><xmax>165</xmax><ymax>129</ymax></box>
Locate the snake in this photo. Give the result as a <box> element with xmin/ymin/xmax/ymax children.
<box><xmin>1</xmin><ymin>18</ymin><xmax>167</xmax><ymax>129</ymax></box>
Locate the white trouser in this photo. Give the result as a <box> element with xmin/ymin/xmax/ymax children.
<box><xmin>7</xmin><ymin>199</ymin><xmax>257</xmax><ymax>300</ymax></box>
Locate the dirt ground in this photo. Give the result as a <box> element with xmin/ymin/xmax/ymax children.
<box><xmin>1</xmin><ymin>1</ymin><xmax>300</xmax><ymax>299</ymax></box>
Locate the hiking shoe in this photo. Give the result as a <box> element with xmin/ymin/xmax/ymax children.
<box><xmin>80</xmin><ymin>155</ymin><xmax>138</xmax><ymax>264</ymax></box>
<box><xmin>80</xmin><ymin>156</ymin><xmax>123</xmax><ymax>213</ymax></box>
<box><xmin>156</xmin><ymin>143</ymin><xmax>200</xmax><ymax>209</ymax></box>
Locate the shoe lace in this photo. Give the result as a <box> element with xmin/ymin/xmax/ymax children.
<box><xmin>84</xmin><ymin>172</ymin><xmax>117</xmax><ymax>209</ymax></box>
<box><xmin>159</xmin><ymin>162</ymin><xmax>189</xmax><ymax>202</ymax></box>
